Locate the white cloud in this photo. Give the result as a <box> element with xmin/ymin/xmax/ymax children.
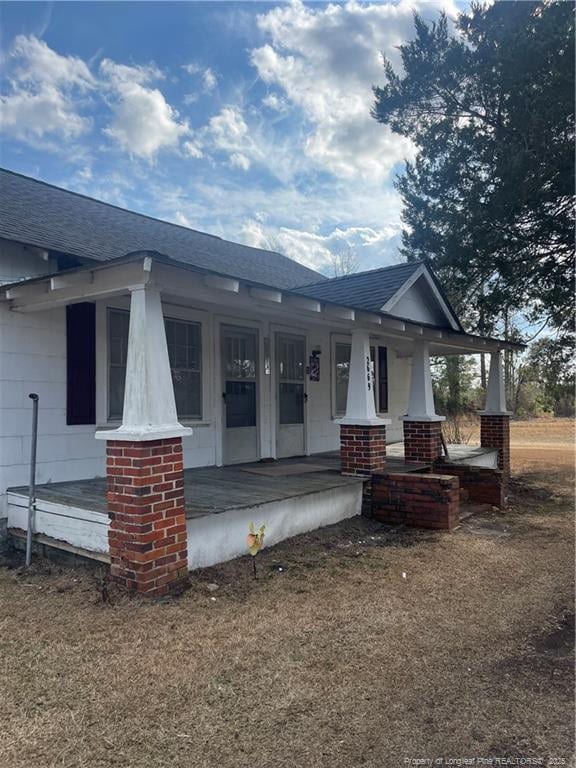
<box><xmin>104</xmin><ymin>82</ymin><xmax>189</xmax><ymax>159</ymax></box>
<box><xmin>229</xmin><ymin>152</ymin><xmax>251</xmax><ymax>171</ymax></box>
<box><xmin>182</xmin><ymin>62</ymin><xmax>218</xmax><ymax>93</ymax></box>
<box><xmin>250</xmin><ymin>0</ymin><xmax>457</xmax><ymax>180</ymax></box>
<box><xmin>173</xmin><ymin>210</ymin><xmax>194</xmax><ymax>227</ymax></box>
<box><xmin>203</xmin><ymin>104</ymin><xmax>302</xmax><ymax>181</ymax></box>
<box><xmin>100</xmin><ymin>58</ymin><xmax>190</xmax><ymax>160</ymax></box>
<box><xmin>239</xmin><ymin>218</ymin><xmax>402</xmax><ymax>273</ymax></box>
<box><xmin>207</xmin><ymin>106</ymin><xmax>252</xmax><ymax>171</ymax></box>
<box><xmin>10</xmin><ymin>34</ymin><xmax>94</xmax><ymax>89</ymax></box>
<box><xmin>1</xmin><ymin>86</ymin><xmax>89</xmax><ymax>140</ymax></box>
<box><xmin>0</xmin><ymin>35</ymin><xmax>190</xmax><ymax>159</ymax></box>
<box><xmin>1</xmin><ymin>34</ymin><xmax>94</xmax><ymax>142</ymax></box>
<box><xmin>202</xmin><ymin>68</ymin><xmax>217</xmax><ymax>92</ymax></box>
<box><xmin>99</xmin><ymin>58</ymin><xmax>163</xmax><ymax>85</ymax></box>
<box><xmin>262</xmin><ymin>92</ymin><xmax>288</xmax><ymax>112</ymax></box>
<box><xmin>183</xmin><ymin>139</ymin><xmax>204</xmax><ymax>159</ymax></box>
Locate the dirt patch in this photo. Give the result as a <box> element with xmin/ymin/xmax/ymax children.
<box><xmin>0</xmin><ymin>419</ymin><xmax>574</xmax><ymax>767</ymax></box>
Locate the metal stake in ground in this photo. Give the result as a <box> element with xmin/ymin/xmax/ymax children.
<box><xmin>25</xmin><ymin>393</ymin><xmax>39</xmax><ymax>568</ymax></box>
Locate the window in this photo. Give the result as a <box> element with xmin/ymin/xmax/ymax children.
<box><xmin>165</xmin><ymin>317</ymin><xmax>202</xmax><ymax>419</ymax></box>
<box><xmin>335</xmin><ymin>342</ymin><xmax>351</xmax><ymax>415</ymax></box>
<box><xmin>107</xmin><ymin>309</ymin><xmax>202</xmax><ymax>421</ymax></box>
<box><xmin>334</xmin><ymin>342</ymin><xmax>388</xmax><ymax>415</ymax></box>
<box><xmin>108</xmin><ymin>309</ymin><xmax>130</xmax><ymax>420</ymax></box>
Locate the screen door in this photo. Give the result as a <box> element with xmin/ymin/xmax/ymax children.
<box><xmin>276</xmin><ymin>332</ymin><xmax>306</xmax><ymax>458</ymax></box>
<box><xmin>222</xmin><ymin>326</ymin><xmax>258</xmax><ymax>464</ymax></box>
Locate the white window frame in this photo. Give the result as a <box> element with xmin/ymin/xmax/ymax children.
<box><xmin>330</xmin><ymin>332</ymin><xmax>389</xmax><ymax>419</ymax></box>
<box><xmin>96</xmin><ymin>298</ymin><xmax>212</xmax><ymax>427</ymax></box>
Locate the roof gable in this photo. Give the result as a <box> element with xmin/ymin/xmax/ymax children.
<box><xmin>0</xmin><ymin>168</ymin><xmax>324</xmax><ymax>290</ymax></box>
<box><xmin>295</xmin><ymin>261</ymin><xmax>462</xmax><ymax>330</ymax></box>
<box><xmin>380</xmin><ymin>263</ymin><xmax>461</xmax><ymax>330</ymax></box>
<box><xmin>294</xmin><ymin>261</ymin><xmax>422</xmax><ymax>311</ymax></box>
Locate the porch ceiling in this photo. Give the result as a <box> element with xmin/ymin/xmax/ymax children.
<box><xmin>0</xmin><ymin>251</ymin><xmax>524</xmax><ymax>353</ymax></box>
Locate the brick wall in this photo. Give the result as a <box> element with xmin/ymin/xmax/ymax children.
<box><xmin>403</xmin><ymin>420</ymin><xmax>443</xmax><ymax>463</ymax></box>
<box><xmin>434</xmin><ymin>461</ymin><xmax>506</xmax><ymax>508</ymax></box>
<box><xmin>480</xmin><ymin>415</ymin><xmax>510</xmax><ymax>477</ymax></box>
<box><xmin>106</xmin><ymin>437</ymin><xmax>188</xmax><ymax>597</ymax></box>
<box><xmin>371</xmin><ymin>472</ymin><xmax>460</xmax><ymax>530</ymax></box>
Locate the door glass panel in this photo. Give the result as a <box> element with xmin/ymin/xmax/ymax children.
<box><xmin>278</xmin><ymin>337</ymin><xmax>305</xmax><ymax>380</ymax></box>
<box><xmin>223</xmin><ymin>328</ymin><xmax>257</xmax><ymax>431</ymax></box>
<box><xmin>225</xmin><ymin>333</ymin><xmax>256</xmax><ymax>379</ymax></box>
<box><xmin>225</xmin><ymin>381</ymin><xmax>256</xmax><ymax>428</ymax></box>
<box><xmin>279</xmin><ymin>383</ymin><xmax>304</xmax><ymax>425</ymax></box>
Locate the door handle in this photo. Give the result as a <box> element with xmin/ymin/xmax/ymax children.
<box><xmin>222</xmin><ymin>392</ymin><xmax>227</xmax><ymax>401</ymax></box>
<box><xmin>304</xmin><ymin>393</ymin><xmax>308</xmax><ymax>403</ymax></box>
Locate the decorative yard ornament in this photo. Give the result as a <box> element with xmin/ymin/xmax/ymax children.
<box><xmin>247</xmin><ymin>522</ymin><xmax>266</xmax><ymax>578</ymax></box>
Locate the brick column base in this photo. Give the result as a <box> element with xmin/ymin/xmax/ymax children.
<box><xmin>340</xmin><ymin>424</ymin><xmax>387</xmax><ymax>515</ymax></box>
<box><xmin>480</xmin><ymin>414</ymin><xmax>510</xmax><ymax>477</ymax></box>
<box><xmin>340</xmin><ymin>424</ymin><xmax>387</xmax><ymax>476</ymax></box>
<box><xmin>403</xmin><ymin>420</ymin><xmax>443</xmax><ymax>463</ymax></box>
<box><xmin>106</xmin><ymin>437</ymin><xmax>188</xmax><ymax>597</ymax></box>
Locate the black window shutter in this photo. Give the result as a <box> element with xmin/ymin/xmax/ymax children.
<box><xmin>378</xmin><ymin>346</ymin><xmax>388</xmax><ymax>413</ymax></box>
<box><xmin>66</xmin><ymin>302</ymin><xmax>96</xmax><ymax>425</ymax></box>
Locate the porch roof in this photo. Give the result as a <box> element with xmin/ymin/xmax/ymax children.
<box><xmin>0</xmin><ymin>250</ymin><xmax>525</xmax><ymax>354</ymax></box>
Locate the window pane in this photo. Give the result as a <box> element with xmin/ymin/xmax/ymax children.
<box><xmin>279</xmin><ymin>382</ymin><xmax>304</xmax><ymax>424</ymax></box>
<box><xmin>224</xmin><ymin>332</ymin><xmax>256</xmax><ymax>379</ymax></box>
<box><xmin>378</xmin><ymin>346</ymin><xmax>388</xmax><ymax>412</ymax></box>
<box><xmin>165</xmin><ymin>318</ymin><xmax>202</xmax><ymax>419</ymax></box>
<box><xmin>335</xmin><ymin>343</ymin><xmax>350</xmax><ymax>414</ymax></box>
<box><xmin>334</xmin><ymin>342</ymin><xmax>379</xmax><ymax>414</ymax></box>
<box><xmin>225</xmin><ymin>381</ymin><xmax>256</xmax><ymax>428</ymax></box>
<box><xmin>279</xmin><ymin>336</ymin><xmax>305</xmax><ymax>381</ymax></box>
<box><xmin>108</xmin><ymin>310</ymin><xmax>203</xmax><ymax>421</ymax></box>
<box><xmin>108</xmin><ymin>309</ymin><xmax>129</xmax><ymax>419</ymax></box>
<box><xmin>109</xmin><ymin>365</ymin><xmax>126</xmax><ymax>420</ymax></box>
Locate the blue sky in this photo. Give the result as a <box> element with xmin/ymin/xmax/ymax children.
<box><xmin>0</xmin><ymin>1</ymin><xmax>461</xmax><ymax>275</ymax></box>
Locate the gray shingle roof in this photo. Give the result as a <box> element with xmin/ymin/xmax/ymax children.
<box><xmin>0</xmin><ymin>168</ymin><xmax>324</xmax><ymax>290</ymax></box>
<box><xmin>294</xmin><ymin>262</ymin><xmax>422</xmax><ymax>312</ymax></box>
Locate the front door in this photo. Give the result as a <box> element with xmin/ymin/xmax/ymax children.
<box><xmin>276</xmin><ymin>332</ymin><xmax>306</xmax><ymax>458</ymax></box>
<box><xmin>222</xmin><ymin>325</ymin><xmax>259</xmax><ymax>464</ymax></box>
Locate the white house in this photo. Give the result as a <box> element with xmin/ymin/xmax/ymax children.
<box><xmin>0</xmin><ymin>169</ymin><xmax>522</xmax><ymax>595</ymax></box>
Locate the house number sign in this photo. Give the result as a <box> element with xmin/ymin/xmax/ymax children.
<box><xmin>366</xmin><ymin>355</ymin><xmax>372</xmax><ymax>391</ymax></box>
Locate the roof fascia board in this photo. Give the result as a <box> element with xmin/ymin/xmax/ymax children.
<box><xmin>1</xmin><ymin>251</ymin><xmax>524</xmax><ymax>350</ymax></box>
<box><xmin>380</xmin><ymin>264</ymin><xmax>461</xmax><ymax>332</ymax></box>
<box><xmin>4</xmin><ymin>258</ymin><xmax>152</xmax><ymax>312</ymax></box>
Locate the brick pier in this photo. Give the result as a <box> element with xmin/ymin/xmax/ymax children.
<box><xmin>403</xmin><ymin>420</ymin><xmax>443</xmax><ymax>463</ymax></box>
<box><xmin>480</xmin><ymin>414</ymin><xmax>510</xmax><ymax>477</ymax></box>
<box><xmin>106</xmin><ymin>437</ymin><xmax>188</xmax><ymax>597</ymax></box>
<box><xmin>340</xmin><ymin>424</ymin><xmax>387</xmax><ymax>514</ymax></box>
<box><xmin>340</xmin><ymin>424</ymin><xmax>387</xmax><ymax>476</ymax></box>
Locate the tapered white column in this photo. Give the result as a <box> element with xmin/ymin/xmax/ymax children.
<box><xmin>336</xmin><ymin>329</ymin><xmax>390</xmax><ymax>427</ymax></box>
<box><xmin>479</xmin><ymin>351</ymin><xmax>510</xmax><ymax>415</ymax></box>
<box><xmin>96</xmin><ymin>286</ymin><xmax>192</xmax><ymax>441</ymax></box>
<box><xmin>402</xmin><ymin>341</ymin><xmax>444</xmax><ymax>422</ymax></box>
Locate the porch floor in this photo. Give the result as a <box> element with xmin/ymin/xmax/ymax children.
<box><xmin>386</xmin><ymin>441</ymin><xmax>498</xmax><ymax>465</ymax></box>
<box><xmin>8</xmin><ymin>452</ymin><xmax>431</xmax><ymax>520</ymax></box>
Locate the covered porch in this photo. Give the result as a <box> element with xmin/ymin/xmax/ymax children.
<box><xmin>7</xmin><ymin>444</ymin><xmax>487</xmax><ymax>569</ymax></box>
<box><xmin>2</xmin><ymin>251</ymin><xmax>520</xmax><ymax>594</ymax></box>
